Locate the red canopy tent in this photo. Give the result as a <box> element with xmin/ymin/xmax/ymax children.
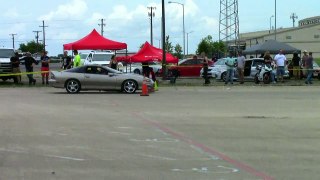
<box><xmin>118</xmin><ymin>42</ymin><xmax>178</xmax><ymax>63</ymax></box>
<box><xmin>63</xmin><ymin>29</ymin><xmax>127</xmax><ymax>50</ymax></box>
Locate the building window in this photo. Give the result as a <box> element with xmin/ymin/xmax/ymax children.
<box><xmin>286</xmin><ymin>36</ymin><xmax>292</xmax><ymax>40</ymax></box>
<box><xmin>314</xmin><ymin>35</ymin><xmax>320</xmax><ymax>39</ymax></box>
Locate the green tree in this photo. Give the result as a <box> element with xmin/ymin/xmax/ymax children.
<box><xmin>196</xmin><ymin>35</ymin><xmax>226</xmax><ymax>58</ymax></box>
<box><xmin>19</xmin><ymin>41</ymin><xmax>44</xmax><ymax>54</ymax></box>
<box><xmin>165</xmin><ymin>35</ymin><xmax>174</xmax><ymax>54</ymax></box>
<box><xmin>173</xmin><ymin>43</ymin><xmax>183</xmax><ymax>59</ymax></box>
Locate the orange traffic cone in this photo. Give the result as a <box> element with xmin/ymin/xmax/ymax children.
<box><xmin>140</xmin><ymin>79</ymin><xmax>149</xmax><ymax>96</ymax></box>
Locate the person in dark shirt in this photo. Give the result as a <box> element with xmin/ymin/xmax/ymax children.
<box><xmin>10</xmin><ymin>52</ymin><xmax>21</xmax><ymax>84</ymax></box>
<box><xmin>263</xmin><ymin>51</ymin><xmax>276</xmax><ymax>83</ymax></box>
<box><xmin>20</xmin><ymin>52</ymin><xmax>38</xmax><ymax>85</ymax></box>
<box><xmin>142</xmin><ymin>62</ymin><xmax>150</xmax><ymax>77</ymax></box>
<box><xmin>61</xmin><ymin>51</ymin><xmax>72</xmax><ymax>69</ymax></box>
<box><xmin>109</xmin><ymin>55</ymin><xmax>118</xmax><ymax>70</ymax></box>
<box><xmin>292</xmin><ymin>52</ymin><xmax>301</xmax><ymax>80</ymax></box>
<box><xmin>40</xmin><ymin>51</ymin><xmax>50</xmax><ymax>85</ymax></box>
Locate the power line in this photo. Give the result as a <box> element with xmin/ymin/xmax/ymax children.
<box><xmin>9</xmin><ymin>33</ymin><xmax>17</xmax><ymax>49</ymax></box>
<box><xmin>33</xmin><ymin>30</ymin><xmax>42</xmax><ymax>53</ymax></box>
<box><xmin>290</xmin><ymin>13</ymin><xmax>298</xmax><ymax>27</ymax></box>
<box><xmin>39</xmin><ymin>20</ymin><xmax>48</xmax><ymax>52</ymax></box>
<box><xmin>98</xmin><ymin>19</ymin><xmax>106</xmax><ymax>36</ymax></box>
<box><xmin>148</xmin><ymin>6</ymin><xmax>156</xmax><ymax>46</ymax></box>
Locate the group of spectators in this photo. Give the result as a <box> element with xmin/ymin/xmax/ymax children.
<box><xmin>10</xmin><ymin>51</ymin><xmax>51</xmax><ymax>85</ymax></box>
<box><xmin>202</xmin><ymin>49</ymin><xmax>315</xmax><ymax>85</ymax></box>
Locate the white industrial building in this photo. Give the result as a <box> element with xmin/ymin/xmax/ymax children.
<box><xmin>238</xmin><ymin>16</ymin><xmax>320</xmax><ymax>57</ymax></box>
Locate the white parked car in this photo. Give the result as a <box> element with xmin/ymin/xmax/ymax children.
<box><xmin>123</xmin><ymin>61</ymin><xmax>162</xmax><ymax>75</ymax></box>
<box><xmin>84</xmin><ymin>51</ymin><xmax>114</xmax><ymax>66</ymax></box>
<box><xmin>200</xmin><ymin>58</ymin><xmax>237</xmax><ymax>81</ymax></box>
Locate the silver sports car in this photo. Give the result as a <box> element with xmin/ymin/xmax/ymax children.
<box><xmin>49</xmin><ymin>65</ymin><xmax>154</xmax><ymax>94</ymax></box>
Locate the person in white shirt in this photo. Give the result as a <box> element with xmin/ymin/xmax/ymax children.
<box><xmin>274</xmin><ymin>49</ymin><xmax>287</xmax><ymax>83</ymax></box>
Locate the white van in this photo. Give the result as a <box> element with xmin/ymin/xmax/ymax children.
<box><xmin>84</xmin><ymin>51</ymin><xmax>114</xmax><ymax>66</ymax></box>
<box><xmin>0</xmin><ymin>48</ymin><xmax>15</xmax><ymax>81</ymax></box>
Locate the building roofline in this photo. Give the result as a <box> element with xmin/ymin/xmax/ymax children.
<box><xmin>239</xmin><ymin>23</ymin><xmax>320</xmax><ymax>41</ymax></box>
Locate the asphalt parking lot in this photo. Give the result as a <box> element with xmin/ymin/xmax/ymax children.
<box><xmin>1</xmin><ymin>85</ymin><xmax>320</xmax><ymax>180</ymax></box>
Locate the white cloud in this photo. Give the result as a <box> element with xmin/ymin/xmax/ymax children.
<box><xmin>4</xmin><ymin>8</ymin><xmax>19</xmax><ymax>18</ymax></box>
<box><xmin>38</xmin><ymin>0</ymin><xmax>88</xmax><ymax>21</ymax></box>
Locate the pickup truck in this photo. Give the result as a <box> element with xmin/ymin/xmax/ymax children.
<box><xmin>0</xmin><ymin>48</ymin><xmax>14</xmax><ymax>81</ymax></box>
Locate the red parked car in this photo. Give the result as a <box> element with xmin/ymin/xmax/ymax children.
<box><xmin>167</xmin><ymin>58</ymin><xmax>213</xmax><ymax>77</ymax></box>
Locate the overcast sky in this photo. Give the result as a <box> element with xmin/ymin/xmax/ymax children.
<box><xmin>0</xmin><ymin>0</ymin><xmax>318</xmax><ymax>55</ymax></box>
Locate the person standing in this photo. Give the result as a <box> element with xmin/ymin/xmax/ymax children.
<box><xmin>73</xmin><ymin>50</ymin><xmax>81</xmax><ymax>67</ymax></box>
<box><xmin>274</xmin><ymin>49</ymin><xmax>287</xmax><ymax>83</ymax></box>
<box><xmin>225</xmin><ymin>53</ymin><xmax>236</xmax><ymax>85</ymax></box>
<box><xmin>20</xmin><ymin>52</ymin><xmax>38</xmax><ymax>85</ymax></box>
<box><xmin>301</xmin><ymin>50</ymin><xmax>309</xmax><ymax>78</ymax></box>
<box><xmin>237</xmin><ymin>51</ymin><xmax>245</xmax><ymax>84</ymax></box>
<box><xmin>305</xmin><ymin>52</ymin><xmax>314</xmax><ymax>84</ymax></box>
<box><xmin>10</xmin><ymin>52</ymin><xmax>21</xmax><ymax>84</ymax></box>
<box><xmin>202</xmin><ymin>56</ymin><xmax>210</xmax><ymax>85</ymax></box>
<box><xmin>40</xmin><ymin>51</ymin><xmax>50</xmax><ymax>85</ymax></box>
<box><xmin>142</xmin><ymin>62</ymin><xmax>150</xmax><ymax>77</ymax></box>
<box><xmin>292</xmin><ymin>52</ymin><xmax>301</xmax><ymax>80</ymax></box>
<box><xmin>61</xmin><ymin>51</ymin><xmax>72</xmax><ymax>69</ymax></box>
<box><xmin>109</xmin><ymin>55</ymin><xmax>118</xmax><ymax>70</ymax></box>
<box><xmin>264</xmin><ymin>51</ymin><xmax>276</xmax><ymax>83</ymax></box>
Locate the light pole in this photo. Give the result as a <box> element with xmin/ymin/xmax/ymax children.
<box><xmin>274</xmin><ymin>0</ymin><xmax>277</xmax><ymax>40</ymax></box>
<box><xmin>269</xmin><ymin>15</ymin><xmax>274</xmax><ymax>34</ymax></box>
<box><xmin>168</xmin><ymin>1</ymin><xmax>185</xmax><ymax>59</ymax></box>
<box><xmin>186</xmin><ymin>31</ymin><xmax>194</xmax><ymax>56</ymax></box>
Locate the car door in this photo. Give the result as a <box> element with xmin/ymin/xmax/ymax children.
<box><xmin>83</xmin><ymin>66</ymin><xmax>117</xmax><ymax>90</ymax></box>
<box><xmin>244</xmin><ymin>60</ymin><xmax>252</xmax><ymax>77</ymax></box>
<box><xmin>179</xmin><ymin>59</ymin><xmax>202</xmax><ymax>76</ymax></box>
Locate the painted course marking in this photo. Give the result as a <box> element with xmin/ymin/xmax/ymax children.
<box><xmin>133</xmin><ymin>112</ymin><xmax>274</xmax><ymax>180</ymax></box>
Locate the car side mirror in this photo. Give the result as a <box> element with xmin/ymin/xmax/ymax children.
<box><xmin>108</xmin><ymin>73</ymin><xmax>115</xmax><ymax>77</ymax></box>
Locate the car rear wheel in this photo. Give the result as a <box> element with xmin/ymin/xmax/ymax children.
<box><xmin>66</xmin><ymin>79</ymin><xmax>81</xmax><ymax>94</ymax></box>
<box><xmin>221</xmin><ymin>72</ymin><xmax>227</xmax><ymax>82</ymax></box>
<box><xmin>122</xmin><ymin>80</ymin><xmax>138</xmax><ymax>94</ymax></box>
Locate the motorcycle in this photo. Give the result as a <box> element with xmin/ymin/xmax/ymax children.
<box><xmin>254</xmin><ymin>64</ymin><xmax>273</xmax><ymax>84</ymax></box>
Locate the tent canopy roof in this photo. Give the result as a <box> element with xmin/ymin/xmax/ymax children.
<box><xmin>63</xmin><ymin>29</ymin><xmax>127</xmax><ymax>50</ymax></box>
<box><xmin>243</xmin><ymin>39</ymin><xmax>300</xmax><ymax>54</ymax></box>
<box><xmin>118</xmin><ymin>42</ymin><xmax>178</xmax><ymax>63</ymax></box>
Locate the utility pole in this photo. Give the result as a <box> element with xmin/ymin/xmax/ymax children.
<box><xmin>9</xmin><ymin>34</ymin><xmax>17</xmax><ymax>50</ymax></box>
<box><xmin>161</xmin><ymin>0</ymin><xmax>167</xmax><ymax>79</ymax></box>
<box><xmin>148</xmin><ymin>6</ymin><xmax>156</xmax><ymax>46</ymax></box>
<box><xmin>290</xmin><ymin>13</ymin><xmax>298</xmax><ymax>27</ymax></box>
<box><xmin>33</xmin><ymin>30</ymin><xmax>42</xmax><ymax>54</ymax></box>
<box><xmin>98</xmin><ymin>19</ymin><xmax>106</xmax><ymax>36</ymax></box>
<box><xmin>39</xmin><ymin>20</ymin><xmax>48</xmax><ymax>52</ymax></box>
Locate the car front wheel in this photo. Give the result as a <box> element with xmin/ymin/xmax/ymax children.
<box><xmin>66</xmin><ymin>79</ymin><xmax>81</xmax><ymax>93</ymax></box>
<box><xmin>122</xmin><ymin>80</ymin><xmax>138</xmax><ymax>94</ymax></box>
